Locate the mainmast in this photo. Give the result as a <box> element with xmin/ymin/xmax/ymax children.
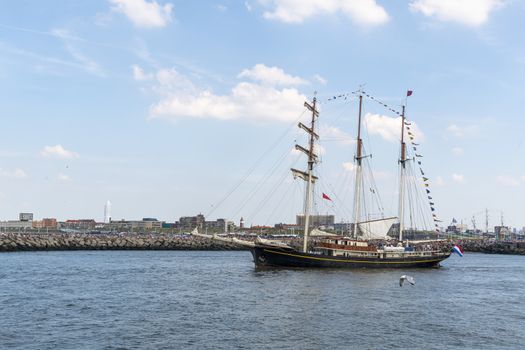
<box><xmin>352</xmin><ymin>94</ymin><xmax>364</xmax><ymax>238</ymax></box>
<box><xmin>398</xmin><ymin>105</ymin><xmax>407</xmax><ymax>241</ymax></box>
<box><xmin>291</xmin><ymin>96</ymin><xmax>319</xmax><ymax>252</ymax></box>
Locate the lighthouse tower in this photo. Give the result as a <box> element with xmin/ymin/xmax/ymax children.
<box><xmin>240</xmin><ymin>217</ymin><xmax>244</xmax><ymax>229</ymax></box>
<box><xmin>104</xmin><ymin>200</ymin><xmax>112</xmax><ymax>224</ymax></box>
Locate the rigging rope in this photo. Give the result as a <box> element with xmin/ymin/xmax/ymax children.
<box><xmin>325</xmin><ymin>89</ymin><xmax>442</xmax><ymax>233</ymax></box>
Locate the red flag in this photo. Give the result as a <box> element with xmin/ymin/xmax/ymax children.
<box><xmin>322</xmin><ymin>193</ymin><xmax>332</xmax><ymax>201</ymax></box>
<box><xmin>407</xmin><ymin>90</ymin><xmax>413</xmax><ymax>97</ymax></box>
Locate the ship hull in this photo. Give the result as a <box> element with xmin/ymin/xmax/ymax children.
<box><xmin>250</xmin><ymin>246</ymin><xmax>451</xmax><ymax>269</ymax></box>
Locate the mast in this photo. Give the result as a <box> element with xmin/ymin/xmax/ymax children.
<box><xmin>352</xmin><ymin>94</ymin><xmax>364</xmax><ymax>238</ymax></box>
<box><xmin>398</xmin><ymin>105</ymin><xmax>406</xmax><ymax>241</ymax></box>
<box><xmin>291</xmin><ymin>96</ymin><xmax>319</xmax><ymax>252</ymax></box>
<box><xmin>485</xmin><ymin>208</ymin><xmax>489</xmax><ymax>236</ymax></box>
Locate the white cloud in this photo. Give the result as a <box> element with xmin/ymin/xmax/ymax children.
<box><xmin>245</xmin><ymin>1</ymin><xmax>253</xmax><ymax>11</ymax></box>
<box><xmin>148</xmin><ymin>65</ymin><xmax>307</xmax><ymax>123</ymax></box>
<box><xmin>260</xmin><ymin>0</ymin><xmax>389</xmax><ymax>26</ymax></box>
<box><xmin>447</xmin><ymin>123</ymin><xmax>481</xmax><ymax>138</ymax></box>
<box><xmin>238</xmin><ymin>64</ymin><xmax>308</xmax><ymax>86</ymax></box>
<box><xmin>0</xmin><ymin>168</ymin><xmax>28</xmax><ymax>179</ymax></box>
<box><xmin>64</xmin><ymin>44</ymin><xmax>104</xmax><ymax>77</ymax></box>
<box><xmin>132</xmin><ymin>64</ymin><xmax>153</xmax><ymax>81</ymax></box>
<box><xmin>41</xmin><ymin>145</ymin><xmax>79</xmax><ymax>159</ymax></box>
<box><xmin>409</xmin><ymin>0</ymin><xmax>503</xmax><ymax>27</ymax></box>
<box><xmin>372</xmin><ymin>170</ymin><xmax>390</xmax><ymax>180</ymax></box>
<box><xmin>313</xmin><ymin>74</ymin><xmax>327</xmax><ymax>85</ymax></box>
<box><xmin>452</xmin><ymin>147</ymin><xmax>464</xmax><ymax>156</ymax></box>
<box><xmin>319</xmin><ymin>125</ymin><xmax>355</xmax><ymax>145</ymax></box>
<box><xmin>51</xmin><ymin>28</ymin><xmax>81</xmax><ymax>41</ymax></box>
<box><xmin>342</xmin><ymin>162</ymin><xmax>357</xmax><ymax>172</ymax></box>
<box><xmin>447</xmin><ymin>124</ymin><xmax>463</xmax><ymax>137</ymax></box>
<box><xmin>215</xmin><ymin>4</ymin><xmax>227</xmax><ymax>11</ymax></box>
<box><xmin>435</xmin><ymin>175</ymin><xmax>445</xmax><ymax>186</ymax></box>
<box><xmin>452</xmin><ymin>173</ymin><xmax>465</xmax><ymax>184</ymax></box>
<box><xmin>110</xmin><ymin>0</ymin><xmax>173</xmax><ymax>28</ymax></box>
<box><xmin>365</xmin><ymin>113</ymin><xmax>424</xmax><ymax>143</ymax></box>
<box><xmin>497</xmin><ymin>175</ymin><xmax>520</xmax><ymax>187</ymax></box>
<box><xmin>50</xmin><ymin>28</ymin><xmax>104</xmax><ymax>77</ymax></box>
<box><xmin>58</xmin><ymin>173</ymin><xmax>71</xmax><ymax>182</ymax></box>
<box><xmin>291</xmin><ymin>144</ymin><xmax>326</xmax><ymax>156</ymax></box>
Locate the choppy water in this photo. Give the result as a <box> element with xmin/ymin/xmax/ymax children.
<box><xmin>0</xmin><ymin>251</ymin><xmax>524</xmax><ymax>349</ymax></box>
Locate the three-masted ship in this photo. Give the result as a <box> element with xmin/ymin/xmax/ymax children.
<box><xmin>193</xmin><ymin>91</ymin><xmax>451</xmax><ymax>268</ymax></box>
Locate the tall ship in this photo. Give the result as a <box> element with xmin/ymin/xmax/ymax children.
<box><xmin>193</xmin><ymin>90</ymin><xmax>451</xmax><ymax>268</ymax></box>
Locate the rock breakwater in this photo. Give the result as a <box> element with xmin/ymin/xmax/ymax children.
<box><xmin>457</xmin><ymin>239</ymin><xmax>525</xmax><ymax>255</ymax></box>
<box><xmin>0</xmin><ymin>233</ymin><xmax>247</xmax><ymax>252</ymax></box>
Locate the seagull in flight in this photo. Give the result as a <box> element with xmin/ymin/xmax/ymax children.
<box><xmin>399</xmin><ymin>275</ymin><xmax>415</xmax><ymax>287</ymax></box>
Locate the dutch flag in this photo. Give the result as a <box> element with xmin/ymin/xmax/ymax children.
<box><xmin>453</xmin><ymin>245</ymin><xmax>464</xmax><ymax>257</ymax></box>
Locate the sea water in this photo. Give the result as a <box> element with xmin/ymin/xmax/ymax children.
<box><xmin>0</xmin><ymin>251</ymin><xmax>523</xmax><ymax>349</ymax></box>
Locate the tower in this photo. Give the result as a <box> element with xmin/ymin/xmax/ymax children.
<box><xmin>104</xmin><ymin>200</ymin><xmax>112</xmax><ymax>224</ymax></box>
<box><xmin>240</xmin><ymin>217</ymin><xmax>244</xmax><ymax>229</ymax></box>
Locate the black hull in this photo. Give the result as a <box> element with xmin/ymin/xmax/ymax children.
<box><xmin>250</xmin><ymin>246</ymin><xmax>451</xmax><ymax>269</ymax></box>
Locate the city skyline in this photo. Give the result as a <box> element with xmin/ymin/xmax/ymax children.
<box><xmin>1</xmin><ymin>1</ymin><xmax>525</xmax><ymax>227</ymax></box>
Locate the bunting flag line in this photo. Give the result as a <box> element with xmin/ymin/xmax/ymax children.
<box><xmin>326</xmin><ymin>89</ymin><xmax>439</xmax><ymax>234</ymax></box>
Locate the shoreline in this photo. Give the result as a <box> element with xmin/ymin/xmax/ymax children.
<box><xmin>0</xmin><ymin>233</ymin><xmax>247</xmax><ymax>252</ymax></box>
<box><xmin>1</xmin><ymin>233</ymin><xmax>524</xmax><ymax>255</ymax></box>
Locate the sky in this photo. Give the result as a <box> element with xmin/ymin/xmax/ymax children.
<box><xmin>1</xmin><ymin>0</ymin><xmax>525</xmax><ymax>229</ymax></box>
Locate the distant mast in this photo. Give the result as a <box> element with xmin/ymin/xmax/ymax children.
<box><xmin>291</xmin><ymin>95</ymin><xmax>319</xmax><ymax>252</ymax></box>
<box><xmin>352</xmin><ymin>93</ymin><xmax>364</xmax><ymax>238</ymax></box>
<box><xmin>398</xmin><ymin>105</ymin><xmax>407</xmax><ymax>241</ymax></box>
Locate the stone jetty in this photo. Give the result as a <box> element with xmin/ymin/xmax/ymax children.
<box><xmin>456</xmin><ymin>239</ymin><xmax>525</xmax><ymax>255</ymax></box>
<box><xmin>0</xmin><ymin>233</ymin><xmax>246</xmax><ymax>252</ymax></box>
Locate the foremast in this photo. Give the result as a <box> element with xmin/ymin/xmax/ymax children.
<box><xmin>352</xmin><ymin>93</ymin><xmax>364</xmax><ymax>238</ymax></box>
<box><xmin>398</xmin><ymin>105</ymin><xmax>407</xmax><ymax>241</ymax></box>
<box><xmin>291</xmin><ymin>96</ymin><xmax>319</xmax><ymax>252</ymax></box>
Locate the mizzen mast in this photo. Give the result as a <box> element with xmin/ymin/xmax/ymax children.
<box><xmin>352</xmin><ymin>93</ymin><xmax>364</xmax><ymax>238</ymax></box>
<box><xmin>398</xmin><ymin>105</ymin><xmax>407</xmax><ymax>241</ymax></box>
<box><xmin>291</xmin><ymin>96</ymin><xmax>319</xmax><ymax>253</ymax></box>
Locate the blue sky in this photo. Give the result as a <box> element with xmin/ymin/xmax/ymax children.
<box><xmin>0</xmin><ymin>0</ymin><xmax>524</xmax><ymax>229</ymax></box>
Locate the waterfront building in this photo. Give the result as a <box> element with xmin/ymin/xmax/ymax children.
<box><xmin>19</xmin><ymin>213</ymin><xmax>33</xmax><ymax>221</ymax></box>
<box><xmin>0</xmin><ymin>220</ymin><xmax>33</xmax><ymax>230</ymax></box>
<box><xmin>179</xmin><ymin>214</ymin><xmax>205</xmax><ymax>229</ymax></box>
<box><xmin>33</xmin><ymin>218</ymin><xmax>58</xmax><ymax>229</ymax></box>
<box><xmin>495</xmin><ymin>225</ymin><xmax>511</xmax><ymax>241</ymax></box>
<box><xmin>108</xmin><ymin>218</ymin><xmax>163</xmax><ymax>231</ymax></box>
<box><xmin>296</xmin><ymin>214</ymin><xmax>335</xmax><ymax>229</ymax></box>
<box><xmin>61</xmin><ymin>219</ymin><xmax>97</xmax><ymax>230</ymax></box>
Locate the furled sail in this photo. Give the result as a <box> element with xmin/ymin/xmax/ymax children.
<box><xmin>309</xmin><ymin>228</ymin><xmax>338</xmax><ymax>237</ymax></box>
<box><xmin>357</xmin><ymin>217</ymin><xmax>397</xmax><ymax>240</ymax></box>
<box><xmin>255</xmin><ymin>236</ymin><xmax>290</xmax><ymax>248</ymax></box>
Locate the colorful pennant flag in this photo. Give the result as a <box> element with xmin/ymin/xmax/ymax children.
<box><xmin>322</xmin><ymin>193</ymin><xmax>332</xmax><ymax>201</ymax></box>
